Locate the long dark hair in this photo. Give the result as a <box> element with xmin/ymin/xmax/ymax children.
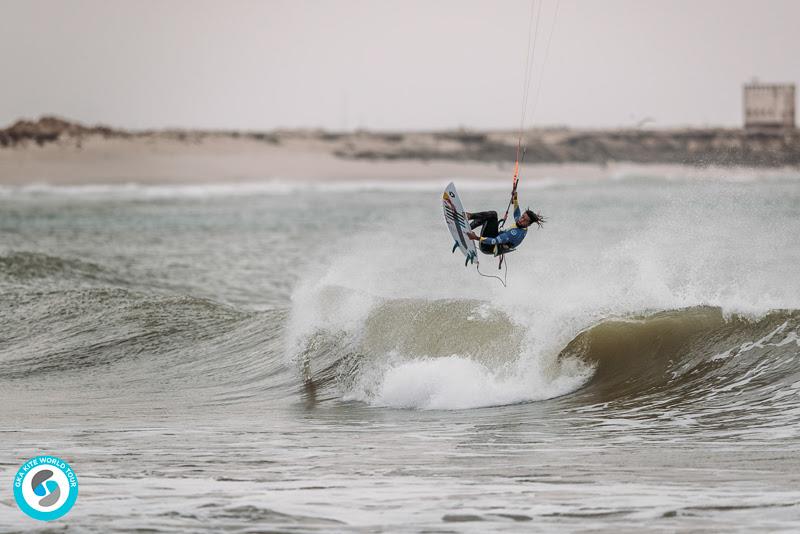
<box><xmin>524</xmin><ymin>208</ymin><xmax>546</xmax><ymax>228</ymax></box>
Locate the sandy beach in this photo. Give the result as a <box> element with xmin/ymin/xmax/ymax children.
<box><xmin>0</xmin><ymin>133</ymin><xmax>511</xmax><ymax>185</ymax></box>
<box><xmin>2</xmin><ymin>117</ymin><xmax>798</xmax><ymax>186</ymax></box>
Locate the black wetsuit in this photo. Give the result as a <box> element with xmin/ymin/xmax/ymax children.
<box><xmin>469</xmin><ymin>209</ymin><xmax>527</xmax><ymax>255</ymax></box>
<box><xmin>470</xmin><ymin>211</ymin><xmax>501</xmax><ymax>254</ymax></box>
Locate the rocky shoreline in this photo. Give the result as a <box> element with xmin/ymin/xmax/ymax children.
<box><xmin>332</xmin><ymin>128</ymin><xmax>800</xmax><ymax>168</ymax></box>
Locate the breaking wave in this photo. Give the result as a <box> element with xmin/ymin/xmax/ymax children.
<box><xmin>292</xmin><ymin>289</ymin><xmax>800</xmax><ymax>414</ymax></box>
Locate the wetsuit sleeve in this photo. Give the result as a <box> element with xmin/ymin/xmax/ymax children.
<box><xmin>513</xmin><ymin>203</ymin><xmax>521</xmax><ymax>221</ymax></box>
<box><xmin>481</xmin><ymin>232</ymin><xmax>512</xmax><ymax>247</ymax></box>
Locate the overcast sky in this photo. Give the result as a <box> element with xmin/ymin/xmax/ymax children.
<box><xmin>2</xmin><ymin>0</ymin><xmax>798</xmax><ymax>131</ymax></box>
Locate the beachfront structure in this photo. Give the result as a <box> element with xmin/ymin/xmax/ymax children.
<box><xmin>743</xmin><ymin>83</ymin><xmax>795</xmax><ymax>130</ymax></box>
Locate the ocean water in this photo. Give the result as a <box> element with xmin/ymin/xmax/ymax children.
<box><xmin>1</xmin><ymin>175</ymin><xmax>800</xmax><ymax>531</ymax></box>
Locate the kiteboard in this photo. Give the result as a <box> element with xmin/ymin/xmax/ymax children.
<box><xmin>442</xmin><ymin>182</ymin><xmax>477</xmax><ymax>266</ymax></box>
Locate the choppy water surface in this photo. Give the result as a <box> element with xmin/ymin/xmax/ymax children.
<box><xmin>1</xmin><ymin>176</ymin><xmax>800</xmax><ymax>531</ymax></box>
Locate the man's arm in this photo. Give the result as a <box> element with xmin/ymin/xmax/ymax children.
<box><xmin>467</xmin><ymin>231</ymin><xmax>511</xmax><ymax>246</ymax></box>
<box><xmin>512</xmin><ymin>191</ymin><xmax>521</xmax><ymax>220</ymax></box>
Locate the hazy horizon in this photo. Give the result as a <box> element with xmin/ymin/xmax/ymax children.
<box><xmin>2</xmin><ymin>0</ymin><xmax>799</xmax><ymax>132</ymax></box>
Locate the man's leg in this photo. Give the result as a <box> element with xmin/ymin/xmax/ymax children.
<box><xmin>478</xmin><ymin>212</ymin><xmax>500</xmax><ymax>255</ymax></box>
<box><xmin>478</xmin><ymin>211</ymin><xmax>499</xmax><ymax>238</ymax></box>
<box><xmin>468</xmin><ymin>210</ymin><xmax>497</xmax><ymax>230</ymax></box>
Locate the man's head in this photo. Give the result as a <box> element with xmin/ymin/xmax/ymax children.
<box><xmin>517</xmin><ymin>209</ymin><xmax>546</xmax><ymax>229</ymax></box>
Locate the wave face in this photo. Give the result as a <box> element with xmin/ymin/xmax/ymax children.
<box><xmin>0</xmin><ymin>252</ymin><xmax>293</xmax><ymax>409</ymax></box>
<box><xmin>564</xmin><ymin>307</ymin><xmax>800</xmax><ymax>426</ymax></box>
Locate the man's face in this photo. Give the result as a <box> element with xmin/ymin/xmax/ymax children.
<box><xmin>517</xmin><ymin>212</ymin><xmax>531</xmax><ymax>228</ymax></box>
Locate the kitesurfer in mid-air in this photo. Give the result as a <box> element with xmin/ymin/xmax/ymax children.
<box><xmin>466</xmin><ymin>191</ymin><xmax>545</xmax><ymax>255</ymax></box>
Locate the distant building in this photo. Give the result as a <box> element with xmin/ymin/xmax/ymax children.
<box><xmin>743</xmin><ymin>83</ymin><xmax>795</xmax><ymax>130</ymax></box>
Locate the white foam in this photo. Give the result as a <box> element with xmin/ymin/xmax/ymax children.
<box><xmin>8</xmin><ymin>170</ymin><xmax>796</xmax><ymax>200</ymax></box>
<box><xmin>371</xmin><ymin>356</ymin><xmax>544</xmax><ymax>410</ymax></box>
<box><xmin>344</xmin><ymin>354</ymin><xmax>592</xmax><ymax>410</ymax></box>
